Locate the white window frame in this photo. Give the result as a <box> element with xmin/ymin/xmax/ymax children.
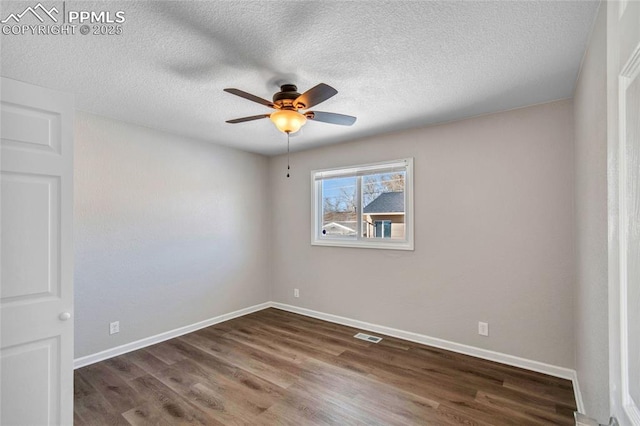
<box><xmin>311</xmin><ymin>158</ymin><xmax>414</xmax><ymax>250</ymax></box>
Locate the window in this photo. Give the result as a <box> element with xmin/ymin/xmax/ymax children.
<box><xmin>374</xmin><ymin>220</ymin><xmax>392</xmax><ymax>238</ymax></box>
<box><xmin>311</xmin><ymin>158</ymin><xmax>414</xmax><ymax>250</ymax></box>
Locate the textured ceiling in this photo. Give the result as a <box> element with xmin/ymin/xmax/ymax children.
<box><xmin>0</xmin><ymin>1</ymin><xmax>599</xmax><ymax>155</ymax></box>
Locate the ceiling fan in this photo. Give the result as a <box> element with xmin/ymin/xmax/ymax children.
<box><xmin>224</xmin><ymin>83</ymin><xmax>356</xmax><ymax>134</ymax></box>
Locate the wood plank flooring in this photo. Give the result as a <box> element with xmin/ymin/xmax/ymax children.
<box><xmin>74</xmin><ymin>308</ymin><xmax>576</xmax><ymax>425</ymax></box>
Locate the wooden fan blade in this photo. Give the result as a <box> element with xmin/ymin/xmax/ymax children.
<box><xmin>226</xmin><ymin>114</ymin><xmax>271</xmax><ymax>124</ymax></box>
<box><xmin>295</xmin><ymin>83</ymin><xmax>337</xmax><ymax>109</ymax></box>
<box><xmin>224</xmin><ymin>88</ymin><xmax>276</xmax><ymax>108</ymax></box>
<box><xmin>307</xmin><ymin>111</ymin><xmax>356</xmax><ymax>126</ymax></box>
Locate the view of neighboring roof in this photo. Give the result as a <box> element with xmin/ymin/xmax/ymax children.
<box><xmin>322</xmin><ymin>222</ymin><xmax>357</xmax><ymax>235</ymax></box>
<box><xmin>363</xmin><ymin>192</ymin><xmax>404</xmax><ymax>214</ymax></box>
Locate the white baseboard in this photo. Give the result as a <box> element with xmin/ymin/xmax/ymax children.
<box><xmin>74</xmin><ymin>300</ymin><xmax>584</xmax><ymax>413</ymax></box>
<box><xmin>73</xmin><ymin>302</ymin><xmax>271</xmax><ymax>369</ymax></box>
<box><xmin>271</xmin><ymin>302</ymin><xmax>583</xmax><ymax>409</ymax></box>
<box><xmin>571</xmin><ymin>369</ymin><xmax>585</xmax><ymax>414</ymax></box>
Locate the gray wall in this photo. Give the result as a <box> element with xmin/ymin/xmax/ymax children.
<box><xmin>270</xmin><ymin>100</ymin><xmax>576</xmax><ymax>368</ymax></box>
<box><xmin>74</xmin><ymin>111</ymin><xmax>270</xmax><ymax>358</ymax></box>
<box><xmin>573</xmin><ymin>4</ymin><xmax>609</xmax><ymax>419</ymax></box>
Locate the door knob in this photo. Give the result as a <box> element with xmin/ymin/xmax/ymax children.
<box><xmin>58</xmin><ymin>312</ymin><xmax>71</xmax><ymax>321</ymax></box>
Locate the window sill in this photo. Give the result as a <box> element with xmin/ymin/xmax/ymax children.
<box><xmin>311</xmin><ymin>238</ymin><xmax>414</xmax><ymax>251</ymax></box>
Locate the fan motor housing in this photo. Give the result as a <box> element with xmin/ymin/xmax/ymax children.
<box><xmin>273</xmin><ymin>84</ymin><xmax>302</xmax><ymax>108</ymax></box>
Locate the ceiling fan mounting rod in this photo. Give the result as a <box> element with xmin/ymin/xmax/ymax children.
<box><xmin>279</xmin><ymin>84</ymin><xmax>298</xmax><ymax>93</ymax></box>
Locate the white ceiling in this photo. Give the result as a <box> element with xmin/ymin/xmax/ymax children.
<box><xmin>0</xmin><ymin>1</ymin><xmax>599</xmax><ymax>155</ymax></box>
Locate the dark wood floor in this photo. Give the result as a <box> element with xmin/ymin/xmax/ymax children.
<box><xmin>74</xmin><ymin>308</ymin><xmax>576</xmax><ymax>425</ymax></box>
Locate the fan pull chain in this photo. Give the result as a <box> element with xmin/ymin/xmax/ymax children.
<box><xmin>286</xmin><ymin>132</ymin><xmax>291</xmax><ymax>178</ymax></box>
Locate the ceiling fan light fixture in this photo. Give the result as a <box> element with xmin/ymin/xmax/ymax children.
<box><xmin>270</xmin><ymin>109</ymin><xmax>307</xmax><ymax>134</ymax></box>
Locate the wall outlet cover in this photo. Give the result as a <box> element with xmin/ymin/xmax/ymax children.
<box><xmin>478</xmin><ymin>321</ymin><xmax>489</xmax><ymax>336</ymax></box>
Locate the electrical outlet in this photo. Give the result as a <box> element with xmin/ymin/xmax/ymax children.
<box><xmin>294</xmin><ymin>288</ymin><xmax>300</xmax><ymax>298</ymax></box>
<box><xmin>110</xmin><ymin>321</ymin><xmax>120</xmax><ymax>335</ymax></box>
<box><xmin>478</xmin><ymin>321</ymin><xmax>489</xmax><ymax>336</ymax></box>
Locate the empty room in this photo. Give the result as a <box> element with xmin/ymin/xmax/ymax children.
<box><xmin>1</xmin><ymin>0</ymin><xmax>639</xmax><ymax>425</ymax></box>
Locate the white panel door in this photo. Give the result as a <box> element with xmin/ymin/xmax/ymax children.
<box><xmin>609</xmin><ymin>1</ymin><xmax>640</xmax><ymax>425</ymax></box>
<box><xmin>0</xmin><ymin>78</ymin><xmax>74</xmax><ymax>425</ymax></box>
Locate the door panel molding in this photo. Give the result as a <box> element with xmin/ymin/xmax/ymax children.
<box><xmin>1</xmin><ymin>336</ymin><xmax>61</xmax><ymax>425</ymax></box>
<box><xmin>1</xmin><ymin>172</ymin><xmax>61</xmax><ymax>304</ymax></box>
<box><xmin>0</xmin><ymin>101</ymin><xmax>62</xmax><ymax>154</ymax></box>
